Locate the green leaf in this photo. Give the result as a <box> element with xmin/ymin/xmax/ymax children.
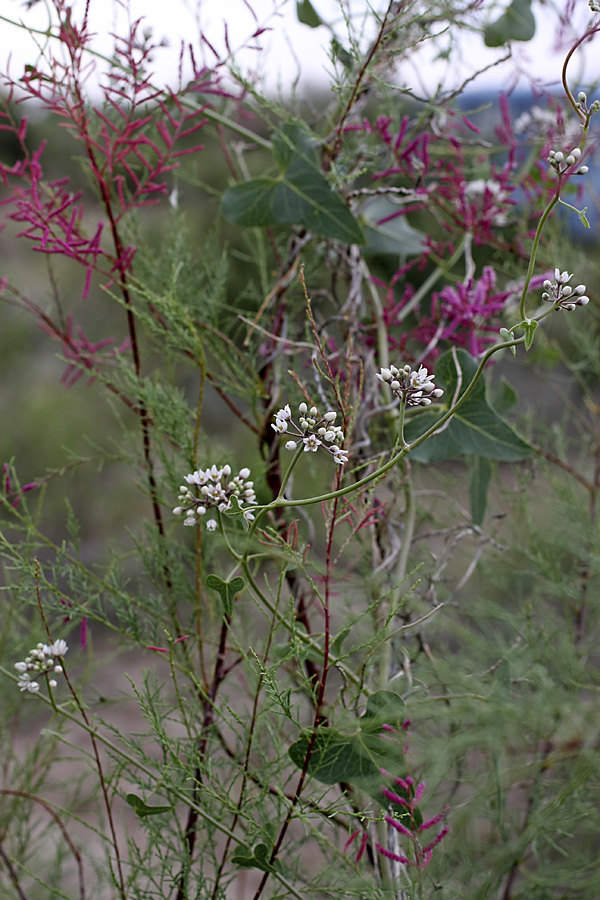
<box><xmin>297</xmin><ymin>0</ymin><xmax>322</xmax><ymax>27</ymax></box>
<box><xmin>484</xmin><ymin>0</ymin><xmax>536</xmax><ymax>46</ymax></box>
<box><xmin>404</xmin><ymin>349</ymin><xmax>531</xmax><ymax>463</ymax></box>
<box><xmin>469</xmin><ymin>456</ymin><xmax>492</xmax><ymax>525</ymax></box>
<box><xmin>360</xmin><ymin>690</ymin><xmax>406</xmax><ymax>733</ymax></box>
<box><xmin>491</xmin><ymin>377</ymin><xmax>518</xmax><ymax>415</ymax></box>
<box><xmin>222</xmin><ymin>121</ymin><xmax>364</xmax><ymax>244</ymax></box>
<box><xmin>205</xmin><ymin>574</ymin><xmax>245</xmax><ymax>618</ymax></box>
<box><xmin>523</xmin><ymin>320</ymin><xmax>537</xmax><ymax>351</ymax></box>
<box><xmin>222</xmin><ymin>494</ymin><xmax>250</xmax><ymax>530</ymax></box>
<box><xmin>361</xmin><ymin>197</ymin><xmax>426</xmax><ymax>258</ymax></box>
<box><xmin>232</xmin><ymin>843</ymin><xmax>278</xmax><ymax>873</ymax></box>
<box><xmin>288</xmin><ymin>692</ymin><xmax>405</xmax><ymax>797</ymax></box>
<box><xmin>331</xmin><ymin>37</ymin><xmax>354</xmax><ymax>69</ymax></box>
<box><xmin>125</xmin><ymin>793</ymin><xmax>171</xmax><ymax>818</ymax></box>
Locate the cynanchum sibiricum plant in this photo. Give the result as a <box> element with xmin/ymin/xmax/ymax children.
<box><xmin>376</xmin><ymin>364</ymin><xmax>444</xmax><ymax>407</ymax></box>
<box><xmin>173</xmin><ymin>464</ymin><xmax>256</xmax><ymax>530</ymax></box>
<box><xmin>4</xmin><ymin>3</ymin><xmax>600</xmax><ymax>900</ymax></box>
<box><xmin>272</xmin><ymin>402</ymin><xmax>349</xmax><ymax>465</ymax></box>
<box><xmin>13</xmin><ymin>640</ymin><xmax>68</xmax><ymax>693</ymax></box>
<box><xmin>541</xmin><ymin>269</ymin><xmax>590</xmax><ymax>311</ymax></box>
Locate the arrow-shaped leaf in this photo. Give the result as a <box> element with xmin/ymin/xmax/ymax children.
<box><xmin>206</xmin><ymin>574</ymin><xmax>245</xmax><ymax>618</ymax></box>
<box><xmin>222</xmin><ymin>121</ymin><xmax>364</xmax><ymax>244</ymax></box>
<box><xmin>404</xmin><ymin>349</ymin><xmax>531</xmax><ymax>463</ymax></box>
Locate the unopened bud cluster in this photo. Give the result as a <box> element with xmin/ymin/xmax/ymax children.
<box><xmin>575</xmin><ymin>90</ymin><xmax>600</xmax><ymax>117</ymax></box>
<box><xmin>174</xmin><ymin>464</ymin><xmax>256</xmax><ymax>530</ymax></box>
<box><xmin>547</xmin><ymin>146</ymin><xmax>588</xmax><ymax>176</ymax></box>
<box><xmin>14</xmin><ymin>640</ymin><xmax>68</xmax><ymax>693</ymax></box>
<box><xmin>377</xmin><ymin>364</ymin><xmax>444</xmax><ymax>407</ymax></box>
<box><xmin>272</xmin><ymin>403</ymin><xmax>348</xmax><ymax>465</ymax></box>
<box><xmin>542</xmin><ymin>269</ymin><xmax>589</xmax><ymax>311</ymax></box>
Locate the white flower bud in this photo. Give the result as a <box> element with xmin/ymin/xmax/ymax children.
<box><xmin>14</xmin><ymin>661</ymin><xmax>27</xmax><ymax>673</ymax></box>
<box><xmin>579</xmin><ymin>296</ymin><xmax>590</xmax><ymax>305</ymax></box>
<box><xmin>173</xmin><ymin>507</ymin><xmax>184</xmax><ymax>515</ymax></box>
<box><xmin>561</xmin><ymin>286</ymin><xmax>573</xmax><ymax>296</ymax></box>
<box><xmin>578</xmin><ymin>91</ymin><xmax>587</xmax><ymax>103</ymax></box>
<box><xmin>577</xmin><ymin>166</ymin><xmax>589</xmax><ymax>175</ymax></box>
<box><xmin>222</xmin><ymin>464</ymin><xmax>231</xmax><ymax>477</ymax></box>
<box><xmin>239</xmin><ymin>467</ymin><xmax>250</xmax><ymax>479</ymax></box>
<box><xmin>298</xmin><ymin>402</ymin><xmax>307</xmax><ymax>415</ymax></box>
<box><xmin>566</xmin><ymin>155</ymin><xmax>575</xmax><ymax>166</ymax></box>
<box><xmin>323</xmin><ymin>411</ymin><xmax>336</xmax><ymax>423</ymax></box>
<box><xmin>571</xmin><ymin>148</ymin><xmax>582</xmax><ymax>160</ymax></box>
<box><xmin>285</xmin><ymin>441</ymin><xmax>297</xmax><ymax>451</ymax></box>
<box><xmin>49</xmin><ymin>680</ymin><xmax>57</xmax><ymax>688</ymax></box>
<box><xmin>554</xmin><ymin>152</ymin><xmax>564</xmax><ymax>163</ymax></box>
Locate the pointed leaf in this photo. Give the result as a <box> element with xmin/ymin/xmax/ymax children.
<box><xmin>523</xmin><ymin>320</ymin><xmax>537</xmax><ymax>351</ymax></box>
<box><xmin>362</xmin><ymin>197</ymin><xmax>427</xmax><ymax>258</ymax></box>
<box><xmin>126</xmin><ymin>793</ymin><xmax>171</xmax><ymax>818</ymax></box>
<box><xmin>222</xmin><ymin>121</ymin><xmax>364</xmax><ymax>244</ymax></box>
<box><xmin>297</xmin><ymin>0</ymin><xmax>322</xmax><ymax>28</ymax></box>
<box><xmin>404</xmin><ymin>349</ymin><xmax>531</xmax><ymax>463</ymax></box>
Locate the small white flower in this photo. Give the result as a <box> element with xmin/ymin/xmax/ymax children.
<box><xmin>51</xmin><ymin>640</ymin><xmax>68</xmax><ymax>657</ymax></box>
<box><xmin>285</xmin><ymin>440</ymin><xmax>298</xmax><ymax>451</ymax></box>
<box><xmin>303</xmin><ymin>434</ymin><xmax>322</xmax><ymax>452</ymax></box>
<box><xmin>183</xmin><ymin>516</ymin><xmax>197</xmax><ymax>526</ymax></box>
<box><xmin>14</xmin><ymin>661</ymin><xmax>27</xmax><ymax>673</ymax></box>
<box><xmin>206</xmin><ymin>519</ymin><xmax>217</xmax><ymax>531</ymax></box>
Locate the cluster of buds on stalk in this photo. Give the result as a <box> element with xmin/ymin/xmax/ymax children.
<box><xmin>272</xmin><ymin>403</ymin><xmax>348</xmax><ymax>465</ymax></box>
<box><xmin>547</xmin><ymin>146</ymin><xmax>588</xmax><ymax>176</ymax></box>
<box><xmin>174</xmin><ymin>464</ymin><xmax>256</xmax><ymax>531</ymax></box>
<box><xmin>377</xmin><ymin>364</ymin><xmax>443</xmax><ymax>407</ymax></box>
<box><xmin>14</xmin><ymin>640</ymin><xmax>68</xmax><ymax>693</ymax></box>
<box><xmin>542</xmin><ymin>269</ymin><xmax>589</xmax><ymax>311</ymax></box>
<box><xmin>575</xmin><ymin>89</ymin><xmax>600</xmax><ymax>116</ymax></box>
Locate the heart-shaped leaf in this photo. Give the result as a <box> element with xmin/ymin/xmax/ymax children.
<box><xmin>222</xmin><ymin>121</ymin><xmax>364</xmax><ymax>244</ymax></box>
<box><xmin>232</xmin><ymin>842</ymin><xmax>278</xmax><ymax>873</ymax></box>
<box><xmin>206</xmin><ymin>574</ymin><xmax>245</xmax><ymax>618</ymax></box>
<box><xmin>404</xmin><ymin>349</ymin><xmax>531</xmax><ymax>463</ymax></box>
<box><xmin>484</xmin><ymin>0</ymin><xmax>535</xmax><ymax>46</ymax></box>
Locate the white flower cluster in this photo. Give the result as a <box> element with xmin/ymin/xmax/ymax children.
<box><xmin>173</xmin><ymin>464</ymin><xmax>256</xmax><ymax>529</ymax></box>
<box><xmin>14</xmin><ymin>640</ymin><xmax>68</xmax><ymax>693</ymax></box>
<box><xmin>547</xmin><ymin>145</ymin><xmax>589</xmax><ymax>176</ymax></box>
<box><xmin>272</xmin><ymin>403</ymin><xmax>348</xmax><ymax>465</ymax></box>
<box><xmin>542</xmin><ymin>269</ymin><xmax>589</xmax><ymax>312</ymax></box>
<box><xmin>377</xmin><ymin>364</ymin><xmax>444</xmax><ymax>407</ymax></box>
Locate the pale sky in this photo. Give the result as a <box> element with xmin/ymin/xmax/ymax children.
<box><xmin>1</xmin><ymin>0</ymin><xmax>599</xmax><ymax>98</ymax></box>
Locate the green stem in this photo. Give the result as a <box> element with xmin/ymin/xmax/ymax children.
<box><xmin>518</xmin><ymin>191</ymin><xmax>560</xmax><ymax>321</ymax></box>
<box><xmin>251</xmin><ymin>335</ymin><xmax>525</xmax><ymax>513</ymax></box>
